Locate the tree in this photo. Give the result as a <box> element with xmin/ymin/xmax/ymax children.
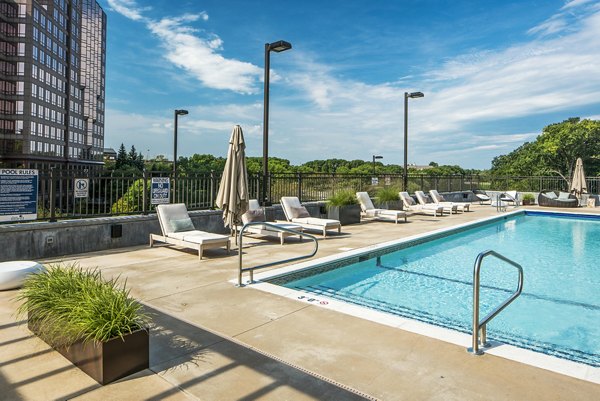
<box><xmin>115</xmin><ymin>143</ymin><xmax>128</xmax><ymax>170</ymax></box>
<box><xmin>491</xmin><ymin>118</ymin><xmax>600</xmax><ymax>177</ymax></box>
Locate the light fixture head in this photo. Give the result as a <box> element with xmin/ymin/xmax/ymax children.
<box><xmin>407</xmin><ymin>91</ymin><xmax>424</xmax><ymax>99</ymax></box>
<box><xmin>373</xmin><ymin>155</ymin><xmax>383</xmax><ymax>159</ymax></box>
<box><xmin>175</xmin><ymin>109</ymin><xmax>189</xmax><ymax>116</ymax></box>
<box><xmin>268</xmin><ymin>40</ymin><xmax>292</xmax><ymax>52</ymax></box>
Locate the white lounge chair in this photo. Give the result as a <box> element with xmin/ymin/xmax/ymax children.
<box><xmin>150</xmin><ymin>203</ymin><xmax>230</xmax><ymax>260</ymax></box>
<box><xmin>473</xmin><ymin>189</ymin><xmax>492</xmax><ymax>205</ymax></box>
<box><xmin>500</xmin><ymin>190</ymin><xmax>519</xmax><ymax>206</ymax></box>
<box><xmin>356</xmin><ymin>192</ymin><xmax>407</xmax><ymax>224</ymax></box>
<box><xmin>280</xmin><ymin>197</ymin><xmax>341</xmax><ymax>237</ymax></box>
<box><xmin>399</xmin><ymin>192</ymin><xmax>444</xmax><ymax>216</ymax></box>
<box><xmin>238</xmin><ymin>200</ymin><xmax>303</xmax><ymax>245</ymax></box>
<box><xmin>429</xmin><ymin>190</ymin><xmax>470</xmax><ymax>212</ymax></box>
<box><xmin>415</xmin><ymin>191</ymin><xmax>458</xmax><ymax>214</ymax></box>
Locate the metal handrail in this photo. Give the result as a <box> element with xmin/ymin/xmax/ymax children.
<box><xmin>237</xmin><ymin>222</ymin><xmax>319</xmax><ymax>286</ymax></box>
<box><xmin>468</xmin><ymin>250</ymin><xmax>524</xmax><ymax>355</ymax></box>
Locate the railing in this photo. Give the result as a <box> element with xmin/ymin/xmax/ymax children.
<box><xmin>237</xmin><ymin>222</ymin><xmax>319</xmax><ymax>286</ymax></box>
<box><xmin>3</xmin><ymin>169</ymin><xmax>599</xmax><ymax>222</ymax></box>
<box><xmin>468</xmin><ymin>250</ymin><xmax>524</xmax><ymax>355</ymax></box>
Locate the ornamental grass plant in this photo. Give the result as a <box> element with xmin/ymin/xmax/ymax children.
<box><xmin>327</xmin><ymin>190</ymin><xmax>359</xmax><ymax>207</ymax></box>
<box><xmin>376</xmin><ymin>186</ymin><xmax>401</xmax><ymax>202</ymax></box>
<box><xmin>17</xmin><ymin>263</ymin><xmax>149</xmax><ymax>348</ymax></box>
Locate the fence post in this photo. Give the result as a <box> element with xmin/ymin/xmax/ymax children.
<box><xmin>210</xmin><ymin>170</ymin><xmax>215</xmax><ymax>209</ymax></box>
<box><xmin>49</xmin><ymin>167</ymin><xmax>56</xmax><ymax>222</ymax></box>
<box><xmin>142</xmin><ymin>169</ymin><xmax>148</xmax><ymax>215</ymax></box>
<box><xmin>297</xmin><ymin>172</ymin><xmax>303</xmax><ymax>201</ymax></box>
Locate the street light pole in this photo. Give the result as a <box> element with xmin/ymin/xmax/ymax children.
<box><xmin>403</xmin><ymin>91</ymin><xmax>424</xmax><ymax>191</ymax></box>
<box><xmin>262</xmin><ymin>40</ymin><xmax>292</xmax><ymax>206</ymax></box>
<box><xmin>173</xmin><ymin>109</ymin><xmax>189</xmax><ymax>202</ymax></box>
<box><xmin>372</xmin><ymin>155</ymin><xmax>383</xmax><ymax>176</ymax></box>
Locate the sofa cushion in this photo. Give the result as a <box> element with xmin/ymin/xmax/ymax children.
<box><xmin>170</xmin><ymin>217</ymin><xmax>195</xmax><ymax>232</ymax></box>
<box><xmin>242</xmin><ymin>209</ymin><xmax>265</xmax><ymax>224</ymax></box>
<box><xmin>558</xmin><ymin>191</ymin><xmax>571</xmax><ymax>200</ymax></box>
<box><xmin>544</xmin><ymin>191</ymin><xmax>558</xmax><ymax>199</ymax></box>
<box><xmin>289</xmin><ymin>206</ymin><xmax>311</xmax><ymax>219</ymax></box>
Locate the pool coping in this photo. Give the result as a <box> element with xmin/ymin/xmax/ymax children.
<box><xmin>240</xmin><ymin>208</ymin><xmax>600</xmax><ymax>385</ymax></box>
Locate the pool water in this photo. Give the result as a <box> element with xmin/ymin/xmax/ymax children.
<box><xmin>271</xmin><ymin>212</ymin><xmax>600</xmax><ymax>367</ymax></box>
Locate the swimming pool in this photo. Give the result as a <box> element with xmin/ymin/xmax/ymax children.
<box><xmin>264</xmin><ymin>211</ymin><xmax>600</xmax><ymax>369</ymax></box>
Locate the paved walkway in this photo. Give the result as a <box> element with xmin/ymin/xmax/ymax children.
<box><xmin>1</xmin><ymin>205</ymin><xmax>599</xmax><ymax>400</ymax></box>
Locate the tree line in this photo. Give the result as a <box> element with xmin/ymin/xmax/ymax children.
<box><xmin>106</xmin><ymin>117</ymin><xmax>599</xmax><ymax>178</ymax></box>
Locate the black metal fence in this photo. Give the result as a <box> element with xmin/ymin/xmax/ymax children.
<box><xmin>5</xmin><ymin>169</ymin><xmax>600</xmax><ymax>222</ymax></box>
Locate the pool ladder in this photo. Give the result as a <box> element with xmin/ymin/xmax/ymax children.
<box><xmin>237</xmin><ymin>222</ymin><xmax>319</xmax><ymax>286</ymax></box>
<box><xmin>468</xmin><ymin>250</ymin><xmax>524</xmax><ymax>355</ymax></box>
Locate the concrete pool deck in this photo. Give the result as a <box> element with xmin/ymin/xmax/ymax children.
<box><xmin>1</xmin><ymin>204</ymin><xmax>599</xmax><ymax>400</ymax></box>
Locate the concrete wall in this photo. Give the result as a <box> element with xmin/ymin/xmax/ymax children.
<box><xmin>0</xmin><ymin>210</ymin><xmax>228</xmax><ymax>262</ymax></box>
<box><xmin>0</xmin><ymin>202</ymin><xmax>325</xmax><ymax>262</ymax></box>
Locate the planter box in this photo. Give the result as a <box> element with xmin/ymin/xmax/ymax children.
<box><xmin>327</xmin><ymin>204</ymin><xmax>361</xmax><ymax>225</ymax></box>
<box><xmin>29</xmin><ymin>320</ymin><xmax>149</xmax><ymax>385</ymax></box>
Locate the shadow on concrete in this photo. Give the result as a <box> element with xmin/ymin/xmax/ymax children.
<box><xmin>142</xmin><ymin>305</ymin><xmax>372</xmax><ymax>401</ymax></box>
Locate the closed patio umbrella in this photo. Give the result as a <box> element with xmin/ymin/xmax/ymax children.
<box><xmin>216</xmin><ymin>125</ymin><xmax>249</xmax><ymax>232</ymax></box>
<box><xmin>570</xmin><ymin>157</ymin><xmax>587</xmax><ymax>198</ymax></box>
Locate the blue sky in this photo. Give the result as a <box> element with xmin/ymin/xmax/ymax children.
<box><xmin>99</xmin><ymin>0</ymin><xmax>600</xmax><ymax>169</ymax></box>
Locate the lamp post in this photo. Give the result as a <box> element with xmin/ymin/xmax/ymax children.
<box><xmin>173</xmin><ymin>109</ymin><xmax>189</xmax><ymax>201</ymax></box>
<box><xmin>262</xmin><ymin>40</ymin><xmax>292</xmax><ymax>206</ymax></box>
<box><xmin>372</xmin><ymin>155</ymin><xmax>383</xmax><ymax>175</ymax></box>
<box><xmin>403</xmin><ymin>91</ymin><xmax>424</xmax><ymax>191</ymax></box>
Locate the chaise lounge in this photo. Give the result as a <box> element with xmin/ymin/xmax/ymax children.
<box><xmin>429</xmin><ymin>190</ymin><xmax>470</xmax><ymax>212</ymax></box>
<box><xmin>399</xmin><ymin>192</ymin><xmax>444</xmax><ymax>216</ymax></box>
<box><xmin>356</xmin><ymin>192</ymin><xmax>407</xmax><ymax>224</ymax></box>
<box><xmin>150</xmin><ymin>203</ymin><xmax>231</xmax><ymax>260</ymax></box>
<box><xmin>415</xmin><ymin>191</ymin><xmax>459</xmax><ymax>214</ymax></box>
<box><xmin>280</xmin><ymin>197</ymin><xmax>341</xmax><ymax>237</ymax></box>
<box><xmin>239</xmin><ymin>200</ymin><xmax>303</xmax><ymax>244</ymax></box>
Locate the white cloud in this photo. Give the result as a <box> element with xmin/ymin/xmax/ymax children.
<box><xmin>106</xmin><ymin>0</ymin><xmax>148</xmax><ymax>21</ymax></box>
<box><xmin>147</xmin><ymin>16</ymin><xmax>262</xmax><ymax>94</ymax></box>
<box><xmin>106</xmin><ymin>1</ymin><xmax>261</xmax><ymax>94</ymax></box>
<box><xmin>561</xmin><ymin>0</ymin><xmax>595</xmax><ymax>10</ymax></box>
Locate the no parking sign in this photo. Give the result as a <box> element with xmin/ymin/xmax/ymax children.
<box><xmin>74</xmin><ymin>178</ymin><xmax>89</xmax><ymax>198</ymax></box>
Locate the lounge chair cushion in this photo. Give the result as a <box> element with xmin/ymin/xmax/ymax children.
<box><xmin>558</xmin><ymin>191</ymin><xmax>571</xmax><ymax>200</ymax></box>
<box><xmin>292</xmin><ymin>217</ymin><xmax>339</xmax><ymax>227</ymax></box>
<box><xmin>289</xmin><ymin>206</ymin><xmax>311</xmax><ymax>219</ymax></box>
<box><xmin>544</xmin><ymin>192</ymin><xmax>558</xmax><ymax>199</ymax></box>
<box><xmin>170</xmin><ymin>217</ymin><xmax>195</xmax><ymax>233</ymax></box>
<box><xmin>242</xmin><ymin>209</ymin><xmax>265</xmax><ymax>224</ymax></box>
<box><xmin>168</xmin><ymin>231</ymin><xmax>228</xmax><ymax>244</ymax></box>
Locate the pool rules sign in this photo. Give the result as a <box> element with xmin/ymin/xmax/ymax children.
<box><xmin>151</xmin><ymin>177</ymin><xmax>170</xmax><ymax>205</ymax></box>
<box><xmin>0</xmin><ymin>169</ymin><xmax>38</xmax><ymax>222</ymax></box>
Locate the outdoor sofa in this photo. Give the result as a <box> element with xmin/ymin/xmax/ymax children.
<box><xmin>537</xmin><ymin>190</ymin><xmax>579</xmax><ymax>208</ymax></box>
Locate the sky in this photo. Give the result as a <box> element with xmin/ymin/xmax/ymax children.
<box><xmin>99</xmin><ymin>0</ymin><xmax>600</xmax><ymax>169</ymax></box>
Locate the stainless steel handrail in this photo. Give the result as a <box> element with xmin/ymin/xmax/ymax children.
<box><xmin>468</xmin><ymin>250</ymin><xmax>524</xmax><ymax>355</ymax></box>
<box><xmin>237</xmin><ymin>222</ymin><xmax>319</xmax><ymax>286</ymax></box>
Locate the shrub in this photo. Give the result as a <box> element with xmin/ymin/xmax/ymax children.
<box><xmin>17</xmin><ymin>263</ymin><xmax>149</xmax><ymax>347</ymax></box>
<box><xmin>376</xmin><ymin>186</ymin><xmax>401</xmax><ymax>202</ymax></box>
<box><xmin>327</xmin><ymin>190</ymin><xmax>359</xmax><ymax>206</ymax></box>
<box><xmin>522</xmin><ymin>193</ymin><xmax>535</xmax><ymax>202</ymax></box>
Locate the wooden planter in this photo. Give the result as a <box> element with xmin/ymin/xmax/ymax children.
<box><xmin>29</xmin><ymin>320</ymin><xmax>149</xmax><ymax>385</ymax></box>
<box><xmin>327</xmin><ymin>204</ymin><xmax>361</xmax><ymax>225</ymax></box>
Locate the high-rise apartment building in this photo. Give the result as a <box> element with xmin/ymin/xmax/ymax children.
<box><xmin>0</xmin><ymin>0</ymin><xmax>106</xmax><ymax>170</ymax></box>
